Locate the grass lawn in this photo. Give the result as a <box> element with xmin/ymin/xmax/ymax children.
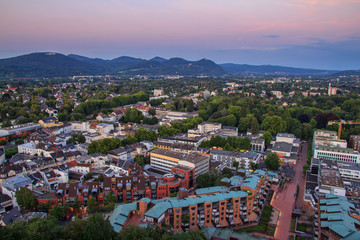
<box><xmin>260</xmin><ymin>205</ymin><xmax>272</xmax><ymax>222</ymax></box>
<box><xmin>290</xmin><ymin>218</ymin><xmax>296</xmax><ymax>232</ymax></box>
<box><xmin>235</xmin><ymin>223</ymin><xmax>268</xmax><ymax>233</ymax></box>
<box><xmin>297</xmin><ymin>223</ymin><xmax>308</xmax><ymax>232</ymax></box>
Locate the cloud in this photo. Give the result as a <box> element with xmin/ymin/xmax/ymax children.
<box><xmin>264</xmin><ymin>35</ymin><xmax>279</xmax><ymax>38</ymax></box>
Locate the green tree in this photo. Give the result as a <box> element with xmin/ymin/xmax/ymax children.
<box><xmin>303</xmin><ymin>165</ymin><xmax>310</xmax><ymax>174</ymax></box>
<box><xmin>196</xmin><ymin>173</ymin><xmax>213</xmax><ymax>188</ymax></box>
<box><xmin>223</xmin><ymin>143</ymin><xmax>232</xmax><ymax>151</ymax></box>
<box><xmin>265</xmin><ymin>152</ymin><xmax>280</xmax><ymax>171</ymax></box>
<box><xmin>261</xmin><ymin>131</ymin><xmax>272</xmax><ymax>146</ymax></box>
<box><xmin>15</xmin><ymin>187</ymin><xmax>36</xmax><ymax>209</ymax></box>
<box><xmin>251</xmin><ymin>117</ymin><xmax>259</xmax><ymax>135</ymax></box>
<box><xmin>83</xmin><ymin>213</ymin><xmax>115</xmax><ymax>240</ymax></box>
<box><xmin>261</xmin><ymin>116</ymin><xmax>286</xmax><ymax>136</ymax></box>
<box><xmin>49</xmin><ymin>205</ymin><xmax>66</xmax><ymax>221</ymax></box>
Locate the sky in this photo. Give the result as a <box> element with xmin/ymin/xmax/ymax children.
<box><xmin>1</xmin><ymin>0</ymin><xmax>359</xmax><ymax>70</ymax></box>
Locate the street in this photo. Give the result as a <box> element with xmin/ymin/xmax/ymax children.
<box><xmin>271</xmin><ymin>141</ymin><xmax>313</xmax><ymax>240</ymax></box>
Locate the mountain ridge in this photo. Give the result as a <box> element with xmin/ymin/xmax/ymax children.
<box><xmin>0</xmin><ymin>52</ymin><xmax>353</xmax><ymax>78</ymax></box>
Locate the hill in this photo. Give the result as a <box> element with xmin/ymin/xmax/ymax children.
<box><xmin>0</xmin><ymin>52</ymin><xmax>100</xmax><ymax>78</ymax></box>
<box><xmin>332</xmin><ymin>69</ymin><xmax>360</xmax><ymax>78</ymax></box>
<box><xmin>0</xmin><ymin>52</ymin><xmax>347</xmax><ymax>78</ymax></box>
<box><xmin>220</xmin><ymin>63</ymin><xmax>339</xmax><ymax>77</ymax></box>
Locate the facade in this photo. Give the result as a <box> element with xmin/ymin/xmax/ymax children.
<box><xmin>313</xmin><ymin>130</ymin><xmax>347</xmax><ymax>149</ymax></box>
<box><xmin>198</xmin><ymin>122</ymin><xmax>222</xmax><ymax>134</ymax></box>
<box><xmin>0</xmin><ymin>148</ymin><xmax>5</xmax><ymax>166</ymax></box>
<box><xmin>349</xmin><ymin>135</ymin><xmax>360</xmax><ymax>151</ymax></box>
<box><xmin>110</xmin><ymin>188</ymin><xmax>250</xmax><ymax>232</ymax></box>
<box><xmin>210</xmin><ymin>149</ymin><xmax>261</xmax><ymax>169</ymax></box>
<box><xmin>38</xmin><ymin>164</ymin><xmax>194</xmax><ymax>206</ymax></box>
<box><xmin>38</xmin><ymin>117</ymin><xmax>63</xmax><ymax>128</ymax></box>
<box><xmin>314</xmin><ymin>145</ymin><xmax>360</xmax><ymax>163</ymax></box>
<box><xmin>150</xmin><ymin>149</ymin><xmax>210</xmax><ymax>177</ymax></box>
<box><xmin>154</xmin><ymin>89</ymin><xmax>164</xmax><ymax>97</ymax></box>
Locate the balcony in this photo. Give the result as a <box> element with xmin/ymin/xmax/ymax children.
<box><xmin>197</xmin><ymin>214</ymin><xmax>204</xmax><ymax>219</ymax></box>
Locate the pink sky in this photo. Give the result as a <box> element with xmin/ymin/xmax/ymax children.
<box><xmin>1</xmin><ymin>0</ymin><xmax>359</xmax><ymax>69</ymax></box>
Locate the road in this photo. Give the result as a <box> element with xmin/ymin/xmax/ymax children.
<box><xmin>271</xmin><ymin>141</ymin><xmax>312</xmax><ymax>240</ymax></box>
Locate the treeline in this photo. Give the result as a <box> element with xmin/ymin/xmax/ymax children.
<box><xmin>0</xmin><ymin>214</ymin><xmax>206</xmax><ymax>240</ymax></box>
<box><xmin>72</xmin><ymin>91</ymin><xmax>149</xmax><ymax>120</ymax></box>
<box><xmin>87</xmin><ymin>128</ymin><xmax>157</xmax><ymax>154</ymax></box>
<box><xmin>157</xmin><ymin>116</ymin><xmax>204</xmax><ymax>137</ymax></box>
<box><xmin>199</xmin><ymin>136</ymin><xmax>252</xmax><ymax>151</ymax></box>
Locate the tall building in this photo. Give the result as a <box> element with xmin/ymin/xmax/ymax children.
<box><xmin>328</xmin><ymin>83</ymin><xmax>338</xmax><ymax>96</ymax></box>
<box><xmin>150</xmin><ymin>149</ymin><xmax>209</xmax><ymax>177</ymax></box>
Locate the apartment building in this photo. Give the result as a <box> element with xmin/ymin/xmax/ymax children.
<box><xmin>110</xmin><ymin>187</ymin><xmax>250</xmax><ymax>233</ymax></box>
<box><xmin>150</xmin><ymin>149</ymin><xmax>209</xmax><ymax>177</ymax></box>
<box><xmin>314</xmin><ymin>194</ymin><xmax>360</xmax><ymax>240</ymax></box>
<box><xmin>210</xmin><ymin>149</ymin><xmax>261</xmax><ymax>169</ymax></box>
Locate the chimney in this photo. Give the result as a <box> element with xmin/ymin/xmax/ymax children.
<box><xmin>178</xmin><ymin>188</ymin><xmax>189</xmax><ymax>199</ymax></box>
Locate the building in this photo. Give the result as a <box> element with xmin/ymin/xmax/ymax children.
<box><xmin>110</xmin><ymin>188</ymin><xmax>250</xmax><ymax>232</ymax></box>
<box><xmin>154</xmin><ymin>89</ymin><xmax>164</xmax><ymax>97</ymax></box>
<box><xmin>314</xmin><ymin>194</ymin><xmax>360</xmax><ymax>240</ymax></box>
<box><xmin>150</xmin><ymin>149</ymin><xmax>209</xmax><ymax>177</ymax></box>
<box><xmin>318</xmin><ymin>160</ymin><xmax>346</xmax><ymax>196</ymax></box>
<box><xmin>157</xmin><ymin>134</ymin><xmax>207</xmax><ymax>148</ymax></box>
<box><xmin>350</xmin><ymin>135</ymin><xmax>360</xmax><ymax>151</ymax></box>
<box><xmin>1</xmin><ymin>176</ymin><xmax>33</xmax><ymax>207</ymax></box>
<box><xmin>0</xmin><ymin>148</ymin><xmax>5</xmax><ymax>165</ymax></box>
<box><xmin>210</xmin><ymin>149</ymin><xmax>261</xmax><ymax>169</ymax></box>
<box><xmin>313</xmin><ymin>130</ymin><xmax>347</xmax><ymax>149</ymax></box>
<box><xmin>314</xmin><ymin>145</ymin><xmax>360</xmax><ymax>163</ymax></box>
<box><xmin>38</xmin><ymin>117</ymin><xmax>63</xmax><ymax>128</ymax></box>
<box><xmin>328</xmin><ymin>83</ymin><xmax>338</xmax><ymax>96</ymax></box>
<box><xmin>198</xmin><ymin>122</ymin><xmax>222</xmax><ymax>134</ymax></box>
<box><xmin>265</xmin><ymin>133</ymin><xmax>300</xmax><ymax>165</ymax></box>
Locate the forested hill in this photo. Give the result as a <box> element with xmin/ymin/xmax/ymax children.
<box><xmin>0</xmin><ymin>52</ymin><xmax>345</xmax><ymax>78</ymax></box>
<box><xmin>220</xmin><ymin>63</ymin><xmax>339</xmax><ymax>77</ymax></box>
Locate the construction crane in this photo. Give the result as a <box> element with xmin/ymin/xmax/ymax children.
<box><xmin>328</xmin><ymin>120</ymin><xmax>360</xmax><ymax>139</ymax></box>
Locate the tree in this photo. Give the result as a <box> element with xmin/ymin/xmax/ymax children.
<box><xmin>265</xmin><ymin>152</ymin><xmax>280</xmax><ymax>171</ymax></box>
<box><xmin>250</xmin><ymin>162</ymin><xmax>259</xmax><ymax>171</ymax></box>
<box><xmin>222</xmin><ymin>167</ymin><xmax>233</xmax><ymax>177</ymax></box>
<box><xmin>196</xmin><ymin>173</ymin><xmax>213</xmax><ymax>188</ymax></box>
<box><xmin>124</xmin><ymin>108</ymin><xmax>144</xmax><ymax>123</ymax></box>
<box><xmin>83</xmin><ymin>213</ymin><xmax>115</xmax><ymax>240</ymax></box>
<box><xmin>303</xmin><ymin>165</ymin><xmax>310</xmax><ymax>174</ymax></box>
<box><xmin>232</xmin><ymin>161</ymin><xmax>239</xmax><ymax>170</ymax></box>
<box><xmin>223</xmin><ymin>143</ymin><xmax>232</xmax><ymax>151</ymax></box>
<box><xmin>261</xmin><ymin>131</ymin><xmax>272</xmax><ymax>146</ymax></box>
<box><xmin>49</xmin><ymin>205</ymin><xmax>66</xmax><ymax>221</ymax></box>
<box><xmin>251</xmin><ymin>117</ymin><xmax>259</xmax><ymax>135</ymax></box>
<box><xmin>15</xmin><ymin>187</ymin><xmax>36</xmax><ymax>209</ymax></box>
<box><xmin>261</xmin><ymin>116</ymin><xmax>286</xmax><ymax>136</ymax></box>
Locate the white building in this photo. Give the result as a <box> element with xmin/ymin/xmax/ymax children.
<box><xmin>198</xmin><ymin>122</ymin><xmax>222</xmax><ymax>134</ymax></box>
<box><xmin>314</xmin><ymin>145</ymin><xmax>360</xmax><ymax>163</ymax></box>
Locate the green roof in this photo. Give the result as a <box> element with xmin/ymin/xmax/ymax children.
<box><xmin>195</xmin><ymin>186</ymin><xmax>228</xmax><ymax>195</ymax></box>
